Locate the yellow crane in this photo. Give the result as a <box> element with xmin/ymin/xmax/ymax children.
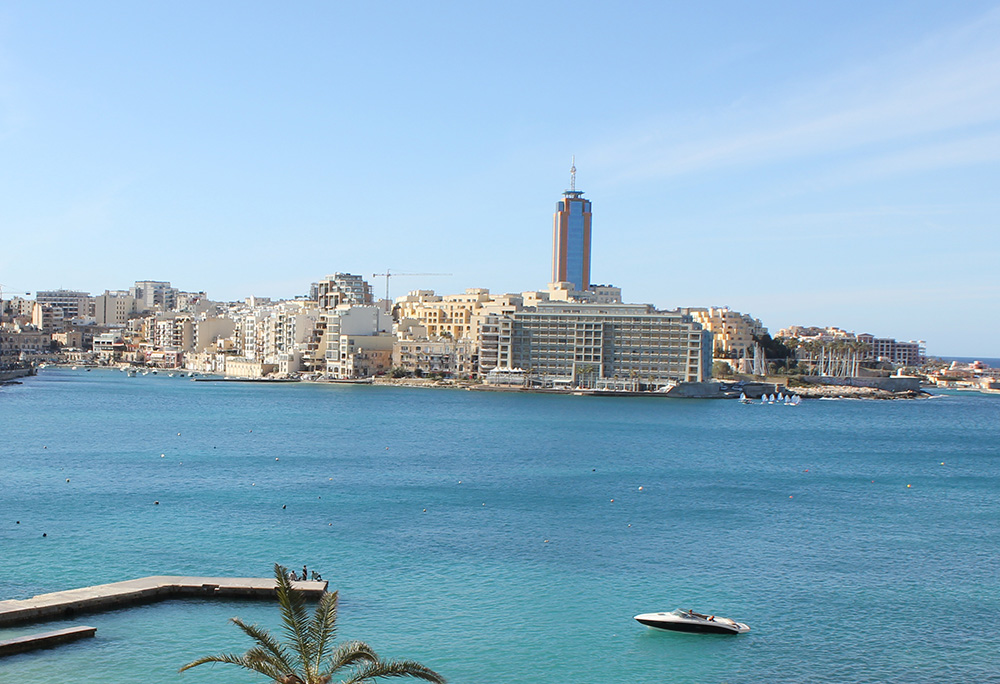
<box><xmin>372</xmin><ymin>270</ymin><xmax>452</xmax><ymax>303</ymax></box>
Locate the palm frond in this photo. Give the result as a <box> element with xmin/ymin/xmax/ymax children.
<box><xmin>275</xmin><ymin>563</ymin><xmax>317</xmax><ymax>677</ymax></box>
<box><xmin>179</xmin><ymin>651</ymin><xmax>275</xmax><ymax>677</ymax></box>
<box><xmin>324</xmin><ymin>639</ymin><xmax>378</xmax><ymax>673</ymax></box>
<box><xmin>309</xmin><ymin>589</ymin><xmax>339</xmax><ymax>672</ymax></box>
<box><xmin>231</xmin><ymin>616</ymin><xmax>297</xmax><ymax>674</ymax></box>
<box><xmin>340</xmin><ymin>659</ymin><xmax>447</xmax><ymax>684</ymax></box>
<box><xmin>243</xmin><ymin>645</ymin><xmax>292</xmax><ymax>681</ymax></box>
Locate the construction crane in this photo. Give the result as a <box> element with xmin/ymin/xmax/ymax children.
<box><xmin>372</xmin><ymin>270</ymin><xmax>452</xmax><ymax>303</ymax></box>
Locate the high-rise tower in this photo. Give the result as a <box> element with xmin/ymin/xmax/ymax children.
<box><xmin>551</xmin><ymin>158</ymin><xmax>592</xmax><ymax>292</ymax></box>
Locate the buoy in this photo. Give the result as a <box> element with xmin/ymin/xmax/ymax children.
<box><xmin>16</xmin><ymin>521</ymin><xmax>19</xmax><ymax>524</ymax></box>
<box><xmin>275</xmin><ymin>457</ymin><xmax>279</xmax><ymax>461</ymax></box>
<box><xmin>328</xmin><ymin>478</ymin><xmax>332</xmax><ymax>480</ymax></box>
<box><xmin>160</xmin><ymin>454</ymin><xmax>165</xmax><ymax>457</ymax></box>
<box><xmin>66</xmin><ymin>478</ymin><xmax>70</xmax><ymax>483</ymax></box>
<box><xmin>43</xmin><ymin>446</ymin><xmax>47</xmax><ymax>449</ymax></box>
<box><xmin>177</xmin><ymin>433</ymin><xmax>181</xmax><ymax>436</ymax></box>
<box><xmin>627</xmin><ymin>524</ymin><xmax>631</xmax><ymax>527</ymax></box>
<box><xmin>42</xmin><ymin>533</ymin><xmax>47</xmax><ymax>537</ymax></box>
<box><xmin>282</xmin><ymin>504</ymin><xmax>286</xmax><ymax>509</ymax></box>
<box><xmin>544</xmin><ymin>539</ymin><xmax>549</xmax><ymax>543</ymax></box>
<box><xmin>940</xmin><ymin>462</ymin><xmax>945</xmax><ymax>465</ymax></box>
<box><xmin>789</xmin><ymin>495</ymin><xmax>793</xmax><ymax>498</ymax></box>
<box><xmin>638</xmin><ymin>486</ymin><xmax>643</xmax><ymax>491</ymax></box>
<box><xmin>907</xmin><ymin>484</ymin><xmax>911</xmax><ymax>488</ymax></box>
<box><xmin>422</xmin><ymin>509</ymin><xmax>427</xmax><ymax>512</ymax></box>
<box><xmin>154</xmin><ymin>501</ymin><xmax>159</xmax><ymax>505</ymax></box>
<box><xmin>249</xmin><ymin>429</ymin><xmax>252</xmax><ymax>433</ymax></box>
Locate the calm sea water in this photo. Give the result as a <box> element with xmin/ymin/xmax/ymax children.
<box><xmin>1</xmin><ymin>369</ymin><xmax>998</xmax><ymax>684</ymax></box>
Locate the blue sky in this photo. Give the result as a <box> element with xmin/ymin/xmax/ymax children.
<box><xmin>1</xmin><ymin>2</ymin><xmax>998</xmax><ymax>356</ymax></box>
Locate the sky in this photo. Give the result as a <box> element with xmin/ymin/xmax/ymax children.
<box><xmin>1</xmin><ymin>2</ymin><xmax>998</xmax><ymax>356</ymax></box>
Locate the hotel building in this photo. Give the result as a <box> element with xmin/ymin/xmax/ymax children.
<box><xmin>479</xmin><ymin>302</ymin><xmax>713</xmax><ymax>389</ymax></box>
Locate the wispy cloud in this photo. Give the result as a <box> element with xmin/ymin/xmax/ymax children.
<box><xmin>593</xmin><ymin>7</ymin><xmax>1000</xmax><ymax>186</ymax></box>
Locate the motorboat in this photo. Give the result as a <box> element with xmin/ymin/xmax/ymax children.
<box><xmin>634</xmin><ymin>609</ymin><xmax>750</xmax><ymax>635</ymax></box>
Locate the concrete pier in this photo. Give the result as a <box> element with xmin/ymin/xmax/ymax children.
<box><xmin>0</xmin><ymin>576</ymin><xmax>328</xmax><ymax>627</ymax></box>
<box><xmin>0</xmin><ymin>626</ymin><xmax>97</xmax><ymax>656</ymax></box>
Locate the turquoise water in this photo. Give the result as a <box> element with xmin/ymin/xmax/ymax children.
<box><xmin>1</xmin><ymin>368</ymin><xmax>998</xmax><ymax>683</ymax></box>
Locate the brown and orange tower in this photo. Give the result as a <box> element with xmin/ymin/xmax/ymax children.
<box><xmin>551</xmin><ymin>158</ymin><xmax>592</xmax><ymax>292</ymax></box>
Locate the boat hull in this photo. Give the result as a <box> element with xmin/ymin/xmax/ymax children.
<box><xmin>634</xmin><ymin>612</ymin><xmax>749</xmax><ymax>635</ymax></box>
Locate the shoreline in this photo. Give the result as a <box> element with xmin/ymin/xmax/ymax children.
<box><xmin>35</xmin><ymin>365</ymin><xmax>936</xmax><ymax>400</ymax></box>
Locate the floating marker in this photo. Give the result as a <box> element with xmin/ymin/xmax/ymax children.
<box><xmin>638</xmin><ymin>486</ymin><xmax>643</xmax><ymax>490</ymax></box>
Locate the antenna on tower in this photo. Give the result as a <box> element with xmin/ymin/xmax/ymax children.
<box><xmin>570</xmin><ymin>155</ymin><xmax>576</xmax><ymax>192</ymax></box>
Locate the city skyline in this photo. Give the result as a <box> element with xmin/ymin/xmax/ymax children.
<box><xmin>1</xmin><ymin>2</ymin><xmax>998</xmax><ymax>356</ymax></box>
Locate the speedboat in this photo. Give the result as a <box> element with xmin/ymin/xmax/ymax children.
<box><xmin>634</xmin><ymin>609</ymin><xmax>750</xmax><ymax>635</ymax></box>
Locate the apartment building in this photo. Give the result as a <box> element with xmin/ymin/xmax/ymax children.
<box><xmin>323</xmin><ymin>306</ymin><xmax>392</xmax><ymax>378</ymax></box>
<box><xmin>395</xmin><ymin>288</ymin><xmax>523</xmax><ymax>346</ymax></box>
<box><xmin>684</xmin><ymin>307</ymin><xmax>766</xmax><ymax>358</ymax></box>
<box><xmin>856</xmin><ymin>334</ymin><xmax>925</xmax><ymax>366</ymax></box>
<box><xmin>316</xmin><ymin>273</ymin><xmax>373</xmax><ymax>309</ymax></box>
<box><xmin>131</xmin><ymin>281</ymin><xmax>179</xmax><ymax>312</ymax></box>
<box><xmin>93</xmin><ymin>291</ymin><xmax>136</xmax><ymax>326</ymax></box>
<box><xmin>393</xmin><ymin>320</ymin><xmax>477</xmax><ymax>377</ymax></box>
<box><xmin>35</xmin><ymin>290</ymin><xmax>92</xmax><ymax>325</ymax></box>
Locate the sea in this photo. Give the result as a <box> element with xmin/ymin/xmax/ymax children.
<box><xmin>1</xmin><ymin>368</ymin><xmax>998</xmax><ymax>684</ymax></box>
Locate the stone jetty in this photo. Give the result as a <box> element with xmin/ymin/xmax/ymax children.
<box><xmin>0</xmin><ymin>575</ymin><xmax>328</xmax><ymax>627</ymax></box>
<box><xmin>0</xmin><ymin>626</ymin><xmax>97</xmax><ymax>656</ymax></box>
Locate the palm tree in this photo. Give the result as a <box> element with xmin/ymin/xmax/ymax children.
<box><xmin>179</xmin><ymin>564</ymin><xmax>445</xmax><ymax>684</ymax></box>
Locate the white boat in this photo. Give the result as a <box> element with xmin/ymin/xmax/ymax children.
<box><xmin>634</xmin><ymin>609</ymin><xmax>750</xmax><ymax>635</ymax></box>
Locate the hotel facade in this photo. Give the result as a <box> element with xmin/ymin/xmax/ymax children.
<box><xmin>479</xmin><ymin>302</ymin><xmax>712</xmax><ymax>389</ymax></box>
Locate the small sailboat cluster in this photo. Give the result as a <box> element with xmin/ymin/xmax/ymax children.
<box><xmin>739</xmin><ymin>391</ymin><xmax>801</xmax><ymax>405</ymax></box>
